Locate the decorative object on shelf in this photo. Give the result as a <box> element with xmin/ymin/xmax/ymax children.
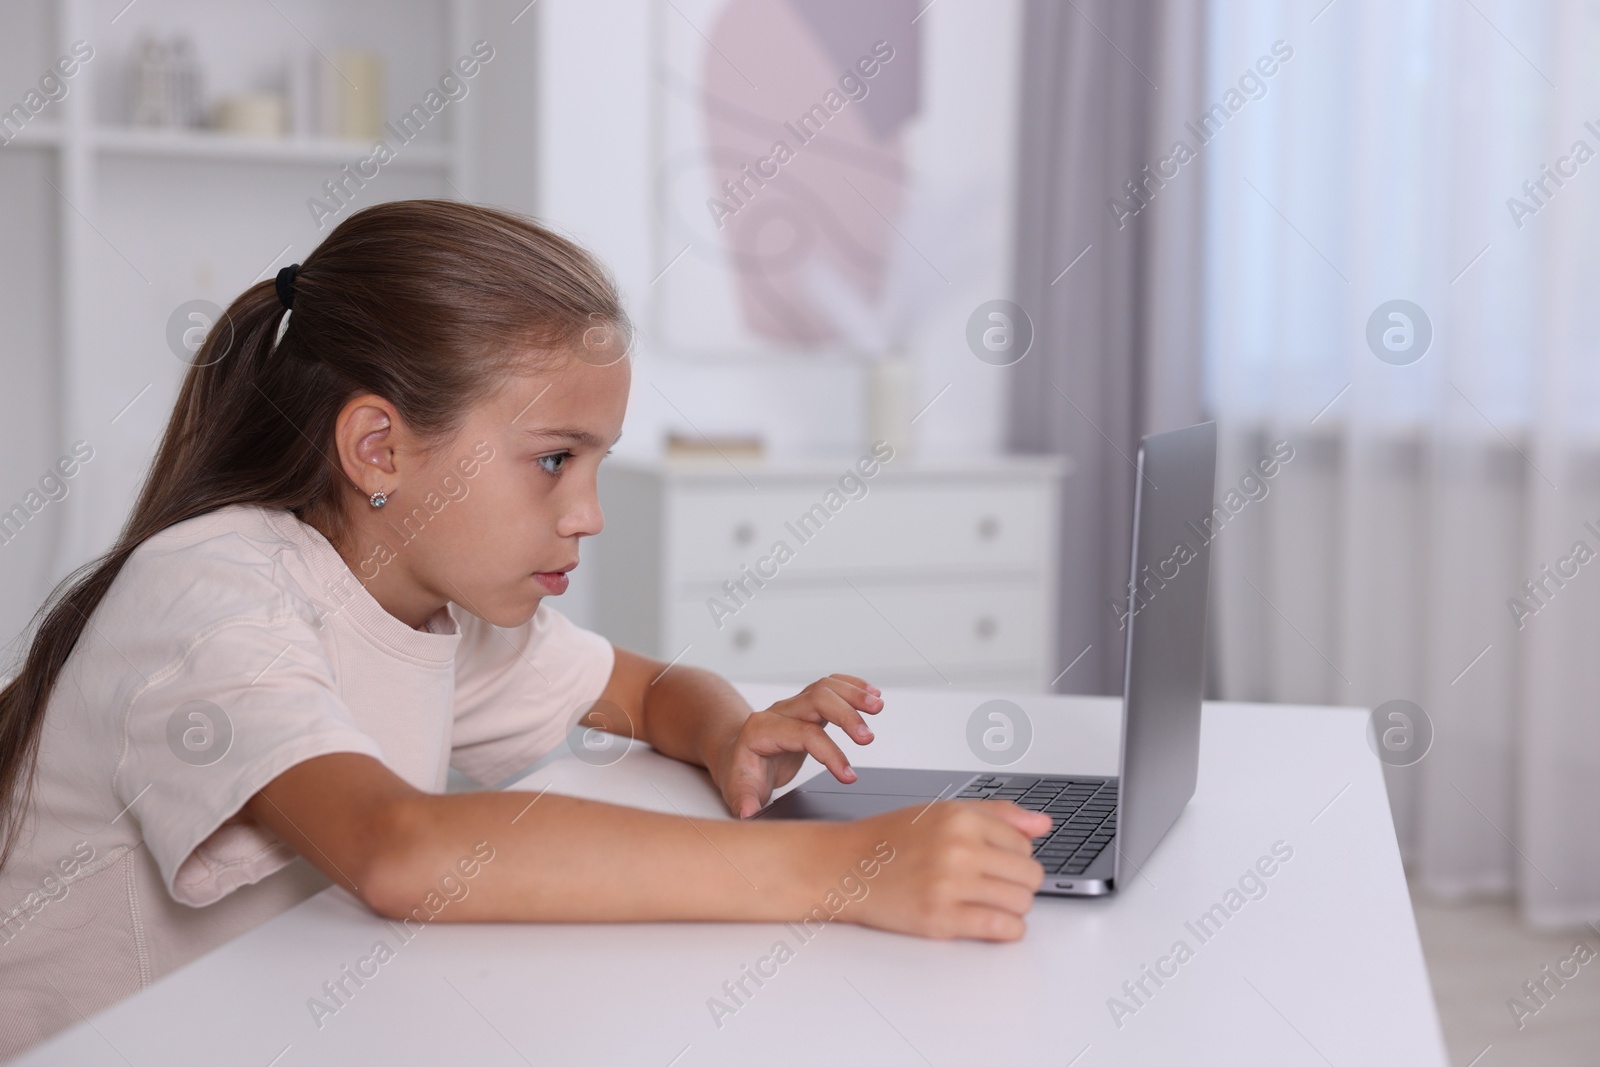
<box><xmin>212</xmin><ymin>93</ymin><xmax>286</xmax><ymax>139</ymax></box>
<box><xmin>286</xmin><ymin>45</ymin><xmax>318</xmax><ymax>139</ymax></box>
<box><xmin>284</xmin><ymin>44</ymin><xmax>387</xmax><ymax>141</ymax></box>
<box><xmin>129</xmin><ymin>35</ymin><xmax>172</xmax><ymax>126</ymax></box>
<box><xmin>130</xmin><ymin>33</ymin><xmax>203</xmax><ymax>128</ymax></box>
<box><xmin>867</xmin><ymin>350</ymin><xmax>915</xmax><ymax>459</ymax></box>
<box><xmin>172</xmin><ymin>36</ymin><xmax>202</xmax><ymax>126</ymax></box>
<box><xmin>664</xmin><ymin>432</ymin><xmax>765</xmax><ymax>461</ymax></box>
<box><xmin>331</xmin><ymin>50</ymin><xmax>385</xmax><ymax>141</ymax></box>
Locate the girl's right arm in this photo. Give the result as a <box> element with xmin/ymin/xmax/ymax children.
<box><xmin>244</xmin><ymin>753</ymin><xmax>1050</xmax><ymax>941</ymax></box>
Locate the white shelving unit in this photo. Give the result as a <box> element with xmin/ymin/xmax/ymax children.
<box><xmin>0</xmin><ymin>0</ymin><xmax>539</xmax><ymax>647</ymax></box>
<box><xmin>4</xmin><ymin>123</ymin><xmax>65</xmax><ymax>148</ymax></box>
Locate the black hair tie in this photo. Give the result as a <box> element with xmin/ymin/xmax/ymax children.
<box><xmin>275</xmin><ymin>263</ymin><xmax>301</xmax><ymax>310</ymax></box>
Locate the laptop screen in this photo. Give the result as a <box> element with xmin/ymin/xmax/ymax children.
<box><xmin>1113</xmin><ymin>421</ymin><xmax>1217</xmax><ymax>884</ymax></box>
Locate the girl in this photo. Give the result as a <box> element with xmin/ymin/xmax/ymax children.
<box><xmin>0</xmin><ymin>200</ymin><xmax>1047</xmax><ymax>1055</ymax></box>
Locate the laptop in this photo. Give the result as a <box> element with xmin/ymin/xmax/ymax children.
<box><xmin>754</xmin><ymin>421</ymin><xmax>1217</xmax><ymax>896</ymax></box>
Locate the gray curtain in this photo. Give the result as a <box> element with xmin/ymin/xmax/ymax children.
<box><xmin>1009</xmin><ymin>0</ymin><xmax>1208</xmax><ymax>695</ymax></box>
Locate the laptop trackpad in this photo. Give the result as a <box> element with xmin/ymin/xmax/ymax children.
<box><xmin>758</xmin><ymin>790</ymin><xmax>936</xmax><ymax>821</ymax></box>
<box><xmin>757</xmin><ymin>768</ymin><xmax>976</xmax><ymax>821</ymax></box>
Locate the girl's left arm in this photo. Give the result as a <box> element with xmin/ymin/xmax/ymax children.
<box><xmin>587</xmin><ymin>645</ymin><xmax>884</xmax><ymax>818</ymax></box>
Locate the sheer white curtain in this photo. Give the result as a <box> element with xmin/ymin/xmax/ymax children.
<box><xmin>1203</xmin><ymin>0</ymin><xmax>1600</xmax><ymax>925</ymax></box>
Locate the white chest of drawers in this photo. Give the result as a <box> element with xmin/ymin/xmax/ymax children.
<box><xmin>591</xmin><ymin>451</ymin><xmax>1069</xmax><ymax>692</ymax></box>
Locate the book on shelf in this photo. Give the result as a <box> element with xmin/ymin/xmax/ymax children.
<box><xmin>663</xmin><ymin>432</ymin><xmax>765</xmax><ymax>461</ymax></box>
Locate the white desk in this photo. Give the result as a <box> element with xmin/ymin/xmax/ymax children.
<box><xmin>14</xmin><ymin>685</ymin><xmax>1448</xmax><ymax>1066</ymax></box>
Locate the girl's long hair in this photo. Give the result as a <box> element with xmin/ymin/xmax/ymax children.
<box><xmin>0</xmin><ymin>199</ymin><xmax>630</xmax><ymax>871</ymax></box>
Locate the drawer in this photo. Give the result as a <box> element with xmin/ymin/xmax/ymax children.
<box><xmin>664</xmin><ymin>484</ymin><xmax>1053</xmax><ymax>581</ymax></box>
<box><xmin>665</xmin><ymin>580</ymin><xmax>1050</xmax><ymax>681</ymax></box>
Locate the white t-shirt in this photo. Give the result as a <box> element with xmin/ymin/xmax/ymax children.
<box><xmin>0</xmin><ymin>504</ymin><xmax>615</xmax><ymax>1057</ymax></box>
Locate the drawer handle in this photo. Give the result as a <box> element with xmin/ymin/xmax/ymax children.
<box><xmin>733</xmin><ymin>521</ymin><xmax>757</xmax><ymax>545</ymax></box>
<box><xmin>977</xmin><ymin>515</ymin><xmax>1000</xmax><ymax>540</ymax></box>
<box><xmin>975</xmin><ymin>615</ymin><xmax>998</xmax><ymax>640</ymax></box>
<box><xmin>732</xmin><ymin>627</ymin><xmax>755</xmax><ymax>650</ymax></box>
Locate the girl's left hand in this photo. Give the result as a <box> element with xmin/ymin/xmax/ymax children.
<box><xmin>711</xmin><ymin>673</ymin><xmax>884</xmax><ymax>818</ymax></box>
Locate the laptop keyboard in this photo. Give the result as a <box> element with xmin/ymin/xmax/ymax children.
<box><xmin>954</xmin><ymin>775</ymin><xmax>1118</xmax><ymax>876</ymax></box>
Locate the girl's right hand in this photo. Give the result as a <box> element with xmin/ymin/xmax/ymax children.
<box><xmin>831</xmin><ymin>800</ymin><xmax>1051</xmax><ymax>941</ymax></box>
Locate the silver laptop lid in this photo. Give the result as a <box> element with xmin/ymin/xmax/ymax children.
<box><xmin>1113</xmin><ymin>421</ymin><xmax>1217</xmax><ymax>884</ymax></box>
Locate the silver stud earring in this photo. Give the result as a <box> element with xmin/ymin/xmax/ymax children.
<box><xmin>369</xmin><ymin>490</ymin><xmax>388</xmax><ymax>509</ymax></box>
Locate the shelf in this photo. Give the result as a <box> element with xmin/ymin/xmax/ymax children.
<box><xmin>1</xmin><ymin>123</ymin><xmax>65</xmax><ymax>150</ymax></box>
<box><xmin>88</xmin><ymin>126</ymin><xmax>452</xmax><ymax>169</ymax></box>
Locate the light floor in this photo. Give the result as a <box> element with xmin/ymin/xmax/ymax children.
<box><xmin>1411</xmin><ymin>884</ymin><xmax>1600</xmax><ymax>1066</ymax></box>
